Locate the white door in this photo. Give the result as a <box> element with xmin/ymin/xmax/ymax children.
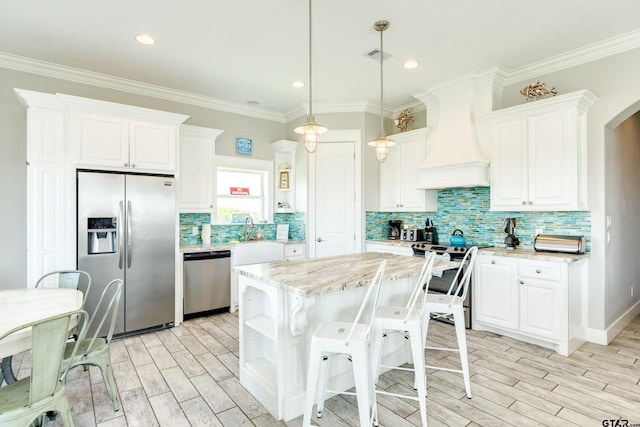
<box><xmin>313</xmin><ymin>142</ymin><xmax>356</xmax><ymax>257</ymax></box>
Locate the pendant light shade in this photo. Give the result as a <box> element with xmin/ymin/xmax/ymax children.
<box><xmin>294</xmin><ymin>0</ymin><xmax>327</xmax><ymax>153</ymax></box>
<box><xmin>368</xmin><ymin>20</ymin><xmax>395</xmax><ymax>163</ymax></box>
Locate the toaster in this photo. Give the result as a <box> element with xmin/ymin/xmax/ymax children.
<box><xmin>401</xmin><ymin>228</ymin><xmax>425</xmax><ymax>242</ymax></box>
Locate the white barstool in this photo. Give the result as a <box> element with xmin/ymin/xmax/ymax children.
<box><xmin>370</xmin><ymin>252</ymin><xmax>436</xmax><ymax>427</ymax></box>
<box><xmin>302</xmin><ymin>259</ymin><xmax>386</xmax><ymax>427</ymax></box>
<box><xmin>422</xmin><ymin>246</ymin><xmax>478</xmax><ymax>399</ymax></box>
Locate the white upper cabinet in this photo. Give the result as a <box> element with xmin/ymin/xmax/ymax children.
<box><xmin>178</xmin><ymin>125</ymin><xmax>223</xmax><ymax>211</ymax></box>
<box><xmin>379</xmin><ymin>128</ymin><xmax>437</xmax><ymax>212</ymax></box>
<box><xmin>62</xmin><ymin>94</ymin><xmax>188</xmax><ymax>173</ymax></box>
<box><xmin>484</xmin><ymin>90</ymin><xmax>596</xmax><ymax>211</ymax></box>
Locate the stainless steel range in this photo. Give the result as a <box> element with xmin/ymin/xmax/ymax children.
<box><xmin>411</xmin><ymin>243</ymin><xmax>491</xmax><ymax>328</ymax></box>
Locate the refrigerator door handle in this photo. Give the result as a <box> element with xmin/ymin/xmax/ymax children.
<box><xmin>127</xmin><ymin>200</ymin><xmax>133</xmax><ymax>268</ymax></box>
<box><xmin>118</xmin><ymin>201</ymin><xmax>124</xmax><ymax>270</ymax></box>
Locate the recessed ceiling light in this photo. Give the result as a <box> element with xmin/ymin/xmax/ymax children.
<box><xmin>292</xmin><ymin>81</ymin><xmax>304</xmax><ymax>88</ymax></box>
<box><xmin>404</xmin><ymin>60</ymin><xmax>419</xmax><ymax>69</ymax></box>
<box><xmin>136</xmin><ymin>34</ymin><xmax>156</xmax><ymax>45</ymax></box>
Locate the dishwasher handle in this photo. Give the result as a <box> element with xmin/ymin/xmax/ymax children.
<box><xmin>183</xmin><ymin>250</ymin><xmax>231</xmax><ymax>261</ymax></box>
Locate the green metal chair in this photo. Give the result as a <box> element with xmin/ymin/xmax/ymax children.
<box><xmin>62</xmin><ymin>279</ymin><xmax>123</xmax><ymax>412</ymax></box>
<box><xmin>2</xmin><ymin>271</ymin><xmax>92</xmax><ymax>386</ymax></box>
<box><xmin>0</xmin><ymin>309</ymin><xmax>88</xmax><ymax>427</ymax></box>
<box><xmin>35</xmin><ymin>270</ymin><xmax>92</xmax><ymax>307</ymax></box>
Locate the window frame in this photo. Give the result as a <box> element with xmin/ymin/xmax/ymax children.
<box><xmin>214</xmin><ymin>155</ymin><xmax>274</xmax><ymax>224</ymax></box>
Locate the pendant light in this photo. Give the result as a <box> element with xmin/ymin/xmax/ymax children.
<box><xmin>294</xmin><ymin>0</ymin><xmax>327</xmax><ymax>153</ymax></box>
<box><xmin>368</xmin><ymin>20</ymin><xmax>395</xmax><ymax>163</ymax></box>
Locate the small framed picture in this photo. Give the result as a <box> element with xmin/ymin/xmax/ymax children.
<box><xmin>279</xmin><ymin>171</ymin><xmax>290</xmax><ymax>189</ymax></box>
<box><xmin>236</xmin><ymin>137</ymin><xmax>252</xmax><ymax>155</ymax></box>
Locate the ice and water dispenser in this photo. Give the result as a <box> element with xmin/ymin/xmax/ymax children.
<box><xmin>87</xmin><ymin>217</ymin><xmax>117</xmax><ymax>254</ymax></box>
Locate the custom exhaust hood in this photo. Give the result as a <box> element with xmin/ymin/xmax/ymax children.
<box><xmin>413</xmin><ymin>71</ymin><xmax>505</xmax><ymax>189</ymax></box>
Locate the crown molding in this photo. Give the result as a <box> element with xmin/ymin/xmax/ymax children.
<box><xmin>0</xmin><ymin>51</ymin><xmax>286</xmax><ymax>123</ymax></box>
<box><xmin>2</xmin><ymin>29</ymin><xmax>639</xmax><ymax>122</ymax></box>
<box><xmin>502</xmin><ymin>29</ymin><xmax>640</xmax><ymax>85</ymax></box>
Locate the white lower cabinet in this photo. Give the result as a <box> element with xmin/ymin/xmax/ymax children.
<box><xmin>365</xmin><ymin>242</ymin><xmax>413</xmax><ymax>256</ymax></box>
<box><xmin>473</xmin><ymin>253</ymin><xmax>586</xmax><ymax>356</ymax></box>
<box><xmin>284</xmin><ymin>243</ymin><xmax>305</xmax><ymax>261</ymax></box>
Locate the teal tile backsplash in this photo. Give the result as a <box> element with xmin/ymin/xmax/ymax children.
<box><xmin>179</xmin><ymin>212</ymin><xmax>306</xmax><ymax>245</ymax></box>
<box><xmin>180</xmin><ymin>187</ymin><xmax>591</xmax><ymax>250</ymax></box>
<box><xmin>366</xmin><ymin>187</ymin><xmax>591</xmax><ymax>250</ymax></box>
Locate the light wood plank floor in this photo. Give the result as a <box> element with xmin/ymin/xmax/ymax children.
<box><xmin>8</xmin><ymin>312</ymin><xmax>638</xmax><ymax>426</ymax></box>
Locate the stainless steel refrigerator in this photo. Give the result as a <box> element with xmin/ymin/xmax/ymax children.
<box><xmin>77</xmin><ymin>170</ymin><xmax>175</xmax><ymax>335</ymax></box>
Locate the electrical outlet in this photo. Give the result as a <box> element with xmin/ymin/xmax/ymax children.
<box><xmin>192</xmin><ymin>226</ymin><xmax>198</xmax><ymax>236</ymax></box>
<box><xmin>535</xmin><ymin>228</ymin><xmax>544</xmax><ymax>236</ymax></box>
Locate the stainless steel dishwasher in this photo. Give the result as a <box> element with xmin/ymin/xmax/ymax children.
<box><xmin>183</xmin><ymin>250</ymin><xmax>231</xmax><ymax>317</ymax></box>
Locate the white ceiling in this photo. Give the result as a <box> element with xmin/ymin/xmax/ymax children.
<box><xmin>2</xmin><ymin>0</ymin><xmax>640</xmax><ymax>115</ymax></box>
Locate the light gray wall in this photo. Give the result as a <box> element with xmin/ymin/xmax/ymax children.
<box><xmin>503</xmin><ymin>47</ymin><xmax>640</xmax><ymax>335</ymax></box>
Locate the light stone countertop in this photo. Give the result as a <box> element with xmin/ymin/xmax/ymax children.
<box><xmin>366</xmin><ymin>239</ymin><xmax>416</xmax><ymax>247</ymax></box>
<box><xmin>478</xmin><ymin>247</ymin><xmax>589</xmax><ymax>263</ymax></box>
<box><xmin>234</xmin><ymin>251</ymin><xmax>460</xmax><ymax>297</ymax></box>
<box><xmin>180</xmin><ymin>240</ymin><xmax>305</xmax><ymax>253</ymax></box>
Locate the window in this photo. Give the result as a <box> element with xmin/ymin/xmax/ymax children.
<box><xmin>215</xmin><ymin>156</ymin><xmax>273</xmax><ymax>224</ymax></box>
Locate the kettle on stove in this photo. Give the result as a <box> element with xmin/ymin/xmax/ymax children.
<box><xmin>450</xmin><ymin>229</ymin><xmax>466</xmax><ymax>247</ymax></box>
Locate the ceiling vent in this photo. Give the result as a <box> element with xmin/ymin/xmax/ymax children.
<box><xmin>365</xmin><ymin>49</ymin><xmax>391</xmax><ymax>61</ymax></box>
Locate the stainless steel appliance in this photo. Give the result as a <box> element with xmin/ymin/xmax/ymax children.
<box><xmin>412</xmin><ymin>243</ymin><xmax>492</xmax><ymax>328</ymax></box>
<box><xmin>503</xmin><ymin>217</ymin><xmax>520</xmax><ymax>249</ymax></box>
<box><xmin>388</xmin><ymin>220</ymin><xmax>402</xmax><ymax>240</ymax></box>
<box><xmin>534</xmin><ymin>234</ymin><xmax>586</xmax><ymax>253</ymax></box>
<box><xmin>402</xmin><ymin>228</ymin><xmax>425</xmax><ymax>242</ymax></box>
<box><xmin>183</xmin><ymin>250</ymin><xmax>231</xmax><ymax>317</ymax></box>
<box><xmin>77</xmin><ymin>170</ymin><xmax>176</xmax><ymax>336</ymax></box>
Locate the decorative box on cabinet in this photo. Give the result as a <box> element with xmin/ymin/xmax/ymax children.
<box><xmin>484</xmin><ymin>90</ymin><xmax>597</xmax><ymax>211</ymax></box>
<box><xmin>178</xmin><ymin>125</ymin><xmax>224</xmax><ymax>211</ymax></box>
<box><xmin>379</xmin><ymin>128</ymin><xmax>437</xmax><ymax>212</ymax></box>
<box><xmin>271</xmin><ymin>140</ymin><xmax>298</xmax><ymax>212</ymax></box>
<box><xmin>473</xmin><ymin>253</ymin><xmax>587</xmax><ymax>356</ymax></box>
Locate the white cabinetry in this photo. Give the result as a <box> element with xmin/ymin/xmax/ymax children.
<box><xmin>284</xmin><ymin>243</ymin><xmax>305</xmax><ymax>261</ymax></box>
<box><xmin>380</xmin><ymin>128</ymin><xmax>437</xmax><ymax>212</ymax></box>
<box><xmin>271</xmin><ymin>140</ymin><xmax>298</xmax><ymax>212</ymax></box>
<box><xmin>484</xmin><ymin>90</ymin><xmax>596</xmax><ymax>211</ymax></box>
<box><xmin>473</xmin><ymin>253</ymin><xmax>587</xmax><ymax>355</ymax></box>
<box><xmin>16</xmin><ymin>89</ymin><xmax>189</xmax><ymax>298</ymax></box>
<box><xmin>178</xmin><ymin>125</ymin><xmax>224</xmax><ymax>211</ymax></box>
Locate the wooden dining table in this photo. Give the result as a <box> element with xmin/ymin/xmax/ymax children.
<box><xmin>0</xmin><ymin>287</ymin><xmax>83</xmax><ymax>384</ymax></box>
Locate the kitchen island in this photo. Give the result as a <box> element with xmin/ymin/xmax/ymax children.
<box><xmin>235</xmin><ymin>251</ymin><xmax>458</xmax><ymax>421</ymax></box>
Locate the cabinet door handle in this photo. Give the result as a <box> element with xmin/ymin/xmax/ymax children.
<box><xmin>124</xmin><ymin>162</ymin><xmax>129</xmax><ymax>167</ymax></box>
<box><xmin>522</xmin><ymin>201</ymin><xmax>526</xmax><ymax>205</ymax></box>
<box><xmin>131</xmin><ymin>163</ymin><xmax>136</xmax><ymax>168</ymax></box>
<box><xmin>520</xmin><ymin>280</ymin><xmax>525</xmax><ymax>284</ymax></box>
<box><xmin>491</xmin><ymin>260</ymin><xmax>496</xmax><ymax>264</ymax></box>
<box><xmin>528</xmin><ymin>201</ymin><xmax>533</xmax><ymax>204</ymax></box>
<box><xmin>536</xmin><ymin>269</ymin><xmax>541</xmax><ymax>274</ymax></box>
<box><xmin>317</xmin><ymin>237</ymin><xmax>323</xmax><ymax>242</ymax></box>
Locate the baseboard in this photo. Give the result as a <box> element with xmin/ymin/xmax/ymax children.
<box><xmin>585</xmin><ymin>300</ymin><xmax>640</xmax><ymax>345</ymax></box>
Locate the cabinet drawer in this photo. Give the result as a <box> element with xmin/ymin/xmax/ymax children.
<box><xmin>285</xmin><ymin>244</ymin><xmax>305</xmax><ymax>258</ymax></box>
<box><xmin>519</xmin><ymin>262</ymin><xmax>561</xmax><ymax>281</ymax></box>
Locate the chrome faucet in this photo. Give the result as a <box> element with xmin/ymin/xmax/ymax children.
<box><xmin>244</xmin><ymin>216</ymin><xmax>255</xmax><ymax>242</ymax></box>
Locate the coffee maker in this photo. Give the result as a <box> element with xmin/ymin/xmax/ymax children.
<box><xmin>503</xmin><ymin>217</ymin><xmax>520</xmax><ymax>249</ymax></box>
<box><xmin>388</xmin><ymin>220</ymin><xmax>402</xmax><ymax>240</ymax></box>
<box><xmin>424</xmin><ymin>218</ymin><xmax>438</xmax><ymax>244</ymax></box>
